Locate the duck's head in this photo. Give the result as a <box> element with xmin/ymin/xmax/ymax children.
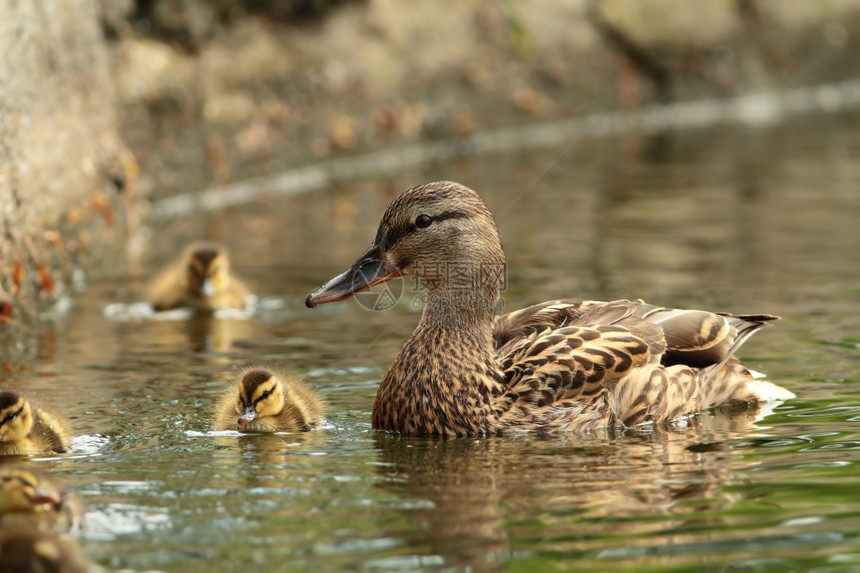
<box><xmin>234</xmin><ymin>370</ymin><xmax>285</xmax><ymax>427</ymax></box>
<box><xmin>184</xmin><ymin>243</ymin><xmax>230</xmax><ymax>301</ymax></box>
<box><xmin>306</xmin><ymin>181</ymin><xmax>505</xmax><ymax>307</ymax></box>
<box><xmin>0</xmin><ymin>469</ymin><xmax>62</xmax><ymax>514</ymax></box>
<box><xmin>0</xmin><ymin>391</ymin><xmax>34</xmax><ymax>444</ymax></box>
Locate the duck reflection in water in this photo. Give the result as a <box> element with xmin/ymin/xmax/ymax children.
<box><xmin>184</xmin><ymin>312</ymin><xmax>253</xmax><ymax>354</ymax></box>
<box><xmin>372</xmin><ymin>406</ymin><xmax>778</xmax><ymax>569</ymax></box>
<box><xmin>211</xmin><ymin>431</ymin><xmax>327</xmax><ymax>519</ymax></box>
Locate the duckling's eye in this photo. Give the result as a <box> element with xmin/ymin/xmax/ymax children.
<box><xmin>260</xmin><ymin>389</ymin><xmax>272</xmax><ymax>400</ymax></box>
<box><xmin>415</xmin><ymin>214</ymin><xmax>433</xmax><ymax>229</ymax></box>
<box><xmin>4</xmin><ymin>411</ymin><xmax>16</xmax><ymax>422</ymax></box>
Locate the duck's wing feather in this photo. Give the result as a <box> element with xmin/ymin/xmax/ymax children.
<box><xmin>494</xmin><ymin>322</ymin><xmax>665</xmax><ymax>430</ymax></box>
<box><xmin>632</xmin><ymin>304</ymin><xmax>779</xmax><ymax>367</ymax></box>
<box><xmin>493</xmin><ymin>300</ymin><xmax>589</xmax><ymax>347</ymax></box>
<box><xmin>492</xmin><ymin>300</ymin><xmax>784</xmax><ymax>431</ymax></box>
<box><xmin>494</xmin><ymin>299</ymin><xmax>779</xmax><ymax>368</ymax></box>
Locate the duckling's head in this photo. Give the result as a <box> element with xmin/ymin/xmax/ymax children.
<box><xmin>306</xmin><ymin>181</ymin><xmax>505</xmax><ymax>307</ymax></box>
<box><xmin>0</xmin><ymin>391</ymin><xmax>34</xmax><ymax>444</ymax></box>
<box><xmin>184</xmin><ymin>243</ymin><xmax>230</xmax><ymax>301</ymax></box>
<box><xmin>234</xmin><ymin>369</ymin><xmax>286</xmax><ymax>427</ymax></box>
<box><xmin>0</xmin><ymin>468</ymin><xmax>62</xmax><ymax>514</ymax></box>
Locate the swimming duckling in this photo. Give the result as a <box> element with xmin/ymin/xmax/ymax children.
<box><xmin>215</xmin><ymin>369</ymin><xmax>324</xmax><ymax>432</ymax></box>
<box><xmin>306</xmin><ymin>181</ymin><xmax>795</xmax><ymax>436</ymax></box>
<box><xmin>147</xmin><ymin>242</ymin><xmax>251</xmax><ymax>312</ymax></box>
<box><xmin>0</xmin><ymin>529</ymin><xmax>102</xmax><ymax>573</ymax></box>
<box><xmin>0</xmin><ymin>468</ymin><xmax>82</xmax><ymax>532</ymax></box>
<box><xmin>0</xmin><ymin>390</ymin><xmax>70</xmax><ymax>456</ymax></box>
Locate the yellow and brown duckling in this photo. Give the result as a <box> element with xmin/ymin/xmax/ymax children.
<box><xmin>215</xmin><ymin>369</ymin><xmax>324</xmax><ymax>433</ymax></box>
<box><xmin>0</xmin><ymin>391</ymin><xmax>70</xmax><ymax>456</ymax></box>
<box><xmin>147</xmin><ymin>242</ymin><xmax>251</xmax><ymax>312</ymax></box>
<box><xmin>0</xmin><ymin>468</ymin><xmax>82</xmax><ymax>533</ymax></box>
<box><xmin>306</xmin><ymin>181</ymin><xmax>795</xmax><ymax>436</ymax></box>
<box><xmin>0</xmin><ymin>529</ymin><xmax>102</xmax><ymax>573</ymax></box>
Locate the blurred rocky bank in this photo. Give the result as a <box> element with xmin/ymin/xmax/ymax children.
<box><xmin>2</xmin><ymin>0</ymin><xmax>860</xmax><ymax>349</ymax></box>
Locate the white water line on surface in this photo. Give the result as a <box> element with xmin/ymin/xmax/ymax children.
<box><xmin>150</xmin><ymin>79</ymin><xmax>860</xmax><ymax>220</ymax></box>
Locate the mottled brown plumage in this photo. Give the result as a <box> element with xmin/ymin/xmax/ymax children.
<box><xmin>147</xmin><ymin>242</ymin><xmax>251</xmax><ymax>312</ymax></box>
<box><xmin>0</xmin><ymin>529</ymin><xmax>102</xmax><ymax>573</ymax></box>
<box><xmin>0</xmin><ymin>391</ymin><xmax>70</xmax><ymax>455</ymax></box>
<box><xmin>215</xmin><ymin>368</ymin><xmax>325</xmax><ymax>433</ymax></box>
<box><xmin>0</xmin><ymin>468</ymin><xmax>82</xmax><ymax>532</ymax></box>
<box><xmin>306</xmin><ymin>181</ymin><xmax>794</xmax><ymax>436</ymax></box>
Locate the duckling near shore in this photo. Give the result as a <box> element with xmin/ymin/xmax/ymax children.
<box><xmin>147</xmin><ymin>242</ymin><xmax>251</xmax><ymax>312</ymax></box>
<box><xmin>306</xmin><ymin>181</ymin><xmax>794</xmax><ymax>436</ymax></box>
<box><xmin>0</xmin><ymin>390</ymin><xmax>70</xmax><ymax>456</ymax></box>
<box><xmin>215</xmin><ymin>369</ymin><xmax>324</xmax><ymax>433</ymax></box>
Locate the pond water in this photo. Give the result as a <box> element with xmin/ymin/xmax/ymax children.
<box><xmin>2</xmin><ymin>110</ymin><xmax>860</xmax><ymax>572</ymax></box>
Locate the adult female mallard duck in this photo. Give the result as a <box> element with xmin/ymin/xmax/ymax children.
<box><xmin>0</xmin><ymin>467</ymin><xmax>82</xmax><ymax>532</ymax></box>
<box><xmin>215</xmin><ymin>368</ymin><xmax>324</xmax><ymax>432</ymax></box>
<box><xmin>0</xmin><ymin>391</ymin><xmax>70</xmax><ymax>455</ymax></box>
<box><xmin>306</xmin><ymin>181</ymin><xmax>794</xmax><ymax>436</ymax></box>
<box><xmin>147</xmin><ymin>242</ymin><xmax>251</xmax><ymax>312</ymax></box>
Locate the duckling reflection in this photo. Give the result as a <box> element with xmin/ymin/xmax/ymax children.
<box><xmin>0</xmin><ymin>390</ymin><xmax>70</xmax><ymax>456</ymax></box>
<box><xmin>214</xmin><ymin>431</ymin><xmax>325</xmax><ymax>468</ymax></box>
<box><xmin>372</xmin><ymin>409</ymin><xmax>772</xmax><ymax>569</ymax></box>
<box><xmin>147</xmin><ymin>242</ymin><xmax>251</xmax><ymax>312</ymax></box>
<box><xmin>211</xmin><ymin>431</ymin><xmax>327</xmax><ymax>505</ymax></box>
<box><xmin>215</xmin><ymin>368</ymin><xmax>325</xmax><ymax>432</ymax></box>
<box><xmin>0</xmin><ymin>467</ymin><xmax>83</xmax><ymax>533</ymax></box>
<box><xmin>0</xmin><ymin>529</ymin><xmax>102</xmax><ymax>573</ymax></box>
<box><xmin>184</xmin><ymin>311</ymin><xmax>252</xmax><ymax>354</ymax></box>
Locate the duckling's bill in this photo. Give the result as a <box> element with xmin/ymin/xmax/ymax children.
<box><xmin>29</xmin><ymin>486</ymin><xmax>62</xmax><ymax>508</ymax></box>
<box><xmin>238</xmin><ymin>404</ymin><xmax>257</xmax><ymax>426</ymax></box>
<box><xmin>306</xmin><ymin>245</ymin><xmax>401</xmax><ymax>307</ymax></box>
<box><xmin>198</xmin><ymin>277</ymin><xmax>217</xmax><ymax>299</ymax></box>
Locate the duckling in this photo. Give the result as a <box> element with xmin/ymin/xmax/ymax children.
<box><xmin>306</xmin><ymin>181</ymin><xmax>795</xmax><ymax>436</ymax></box>
<box><xmin>147</xmin><ymin>242</ymin><xmax>251</xmax><ymax>312</ymax></box>
<box><xmin>0</xmin><ymin>529</ymin><xmax>102</xmax><ymax>573</ymax></box>
<box><xmin>0</xmin><ymin>391</ymin><xmax>71</xmax><ymax>456</ymax></box>
<box><xmin>0</xmin><ymin>468</ymin><xmax>82</xmax><ymax>532</ymax></box>
<box><xmin>215</xmin><ymin>369</ymin><xmax>324</xmax><ymax>432</ymax></box>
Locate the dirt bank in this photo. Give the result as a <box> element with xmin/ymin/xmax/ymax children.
<box><xmin>0</xmin><ymin>0</ymin><xmax>129</xmax><ymax>362</ymax></box>
<box><xmin>109</xmin><ymin>0</ymin><xmax>860</xmax><ymax>204</ymax></box>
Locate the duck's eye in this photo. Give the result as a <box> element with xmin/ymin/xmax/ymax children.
<box><xmin>415</xmin><ymin>214</ymin><xmax>433</xmax><ymax>229</ymax></box>
<box><xmin>4</xmin><ymin>411</ymin><xmax>16</xmax><ymax>422</ymax></box>
<box><xmin>260</xmin><ymin>389</ymin><xmax>271</xmax><ymax>400</ymax></box>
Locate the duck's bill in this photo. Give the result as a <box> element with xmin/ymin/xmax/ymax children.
<box><xmin>238</xmin><ymin>405</ymin><xmax>257</xmax><ymax>426</ymax></box>
<box><xmin>306</xmin><ymin>248</ymin><xmax>401</xmax><ymax>308</ymax></box>
<box><xmin>30</xmin><ymin>487</ymin><xmax>62</xmax><ymax>508</ymax></box>
<box><xmin>198</xmin><ymin>277</ymin><xmax>216</xmax><ymax>299</ymax></box>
